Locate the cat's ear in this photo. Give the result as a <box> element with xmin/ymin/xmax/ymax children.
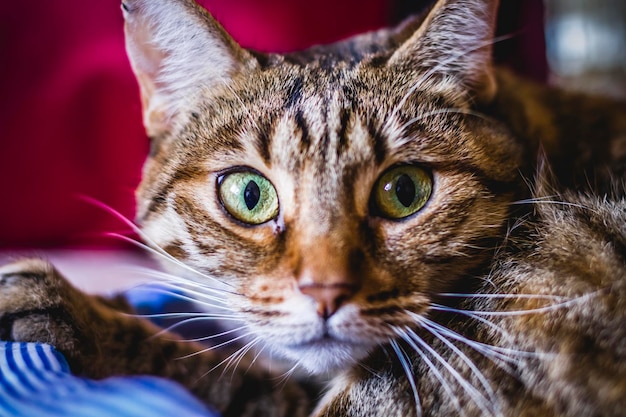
<box><xmin>389</xmin><ymin>0</ymin><xmax>499</xmax><ymax>103</ymax></box>
<box><xmin>122</xmin><ymin>0</ymin><xmax>255</xmax><ymax>138</ymax></box>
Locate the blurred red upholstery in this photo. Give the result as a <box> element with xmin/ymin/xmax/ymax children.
<box><xmin>0</xmin><ymin>0</ymin><xmax>544</xmax><ymax>249</ymax></box>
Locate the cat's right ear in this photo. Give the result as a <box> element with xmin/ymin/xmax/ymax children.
<box><xmin>122</xmin><ymin>0</ymin><xmax>256</xmax><ymax>138</ymax></box>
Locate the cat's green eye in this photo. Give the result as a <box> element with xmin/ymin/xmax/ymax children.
<box><xmin>218</xmin><ymin>171</ymin><xmax>279</xmax><ymax>225</ymax></box>
<box><xmin>372</xmin><ymin>166</ymin><xmax>432</xmax><ymax>219</ymax></box>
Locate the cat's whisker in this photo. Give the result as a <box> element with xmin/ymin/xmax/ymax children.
<box><xmin>129</xmin><ymin>286</ymin><xmax>234</xmax><ymax>312</ymax></box>
<box><xmin>180</xmin><ymin>325</ymin><xmax>249</xmax><ymax>344</ymax></box>
<box><xmin>131</xmin><ymin>280</ymin><xmax>230</xmax><ymax>306</ymax></box>
<box><xmin>177</xmin><ymin>331</ymin><xmax>253</xmax><ymax>361</ymax></box>
<box><xmin>356</xmin><ymin>362</ymin><xmax>385</xmax><ymax>380</ymax></box>
<box><xmin>106</xmin><ymin>231</ymin><xmax>236</xmax><ymax>290</ymax></box>
<box><xmin>245</xmin><ymin>342</ymin><xmax>267</xmax><ymax>374</ymax></box>
<box><xmin>146</xmin><ymin>281</ymin><xmax>231</xmax><ymax>307</ymax></box>
<box><xmin>421</xmin><ymin>322</ymin><xmax>521</xmax><ymax>379</ymax></box>
<box><xmin>511</xmin><ymin>199</ymin><xmax>595</xmax><ymax>211</ymax></box>
<box><xmin>394</xmin><ymin>328</ymin><xmax>467</xmax><ymax>417</ymax></box>
<box><xmin>122</xmin><ymin>265</ymin><xmax>235</xmax><ymax>297</ymax></box>
<box><xmin>430</xmin><ymin>290</ymin><xmax>600</xmax><ymax>317</ymax></box>
<box><xmin>415</xmin><ymin>320</ymin><xmax>501</xmax><ymax>411</ymax></box>
<box><xmin>273</xmin><ymin>359</ymin><xmax>304</xmax><ymax>391</ymax></box>
<box><xmin>152</xmin><ymin>315</ymin><xmax>244</xmax><ymax>340</ymax></box>
<box><xmin>419</xmin><ymin>316</ymin><xmax>549</xmax><ymax>363</ymax></box>
<box><xmin>389</xmin><ymin>339</ymin><xmax>424</xmax><ymax>417</ymax></box>
<box><xmin>222</xmin><ymin>337</ymin><xmax>261</xmax><ymax>378</ymax></box>
<box><xmin>436</xmin><ymin>293</ymin><xmax>569</xmax><ymax>302</ymax></box>
<box><xmin>399</xmin><ymin>327</ymin><xmax>497</xmax><ymax>417</ymax></box>
<box><xmin>129</xmin><ymin>312</ymin><xmax>219</xmax><ymax>319</ymax></box>
<box><xmin>79</xmin><ymin>197</ymin><xmax>232</xmax><ymax>289</ymax></box>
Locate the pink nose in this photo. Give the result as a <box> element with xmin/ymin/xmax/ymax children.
<box><xmin>299</xmin><ymin>283</ymin><xmax>358</xmax><ymax>319</ymax></box>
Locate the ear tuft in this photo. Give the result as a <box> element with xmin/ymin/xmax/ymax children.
<box><xmin>390</xmin><ymin>0</ymin><xmax>499</xmax><ymax>103</ymax></box>
<box><xmin>122</xmin><ymin>0</ymin><xmax>255</xmax><ymax>138</ymax></box>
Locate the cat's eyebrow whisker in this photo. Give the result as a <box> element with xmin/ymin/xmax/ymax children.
<box><xmin>399</xmin><ymin>327</ymin><xmax>497</xmax><ymax>417</ymax></box>
<box><xmin>389</xmin><ymin>338</ymin><xmax>424</xmax><ymax>417</ymax></box>
<box><xmin>218</xmin><ymin>75</ymin><xmax>263</xmax><ymax>135</ymax></box>
<box><xmin>398</xmin><ymin>108</ymin><xmax>492</xmax><ymax>133</ymax></box>
<box><xmin>385</xmin><ymin>34</ymin><xmax>515</xmax><ymax>130</ymax></box>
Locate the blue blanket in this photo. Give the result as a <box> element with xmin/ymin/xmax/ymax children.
<box><xmin>0</xmin><ymin>287</ymin><xmax>220</xmax><ymax>417</ymax></box>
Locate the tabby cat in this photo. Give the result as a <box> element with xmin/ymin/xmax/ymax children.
<box><xmin>1</xmin><ymin>0</ymin><xmax>625</xmax><ymax>416</ymax></box>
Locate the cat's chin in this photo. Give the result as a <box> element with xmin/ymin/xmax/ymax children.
<box><xmin>276</xmin><ymin>339</ymin><xmax>373</xmax><ymax>374</ymax></box>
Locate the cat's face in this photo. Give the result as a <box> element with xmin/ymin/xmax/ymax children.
<box><xmin>124</xmin><ymin>0</ymin><xmax>520</xmax><ymax>372</ymax></box>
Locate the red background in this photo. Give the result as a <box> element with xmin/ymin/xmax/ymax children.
<box><xmin>0</xmin><ymin>0</ymin><xmax>545</xmax><ymax>249</ymax></box>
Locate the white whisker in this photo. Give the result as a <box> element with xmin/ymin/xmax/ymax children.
<box><xmin>107</xmin><ymin>232</ymin><xmax>235</xmax><ymax>290</ymax></box>
<box><xmin>153</xmin><ymin>315</ymin><xmax>244</xmax><ymax>339</ymax></box>
<box><xmin>183</xmin><ymin>326</ymin><xmax>248</xmax><ymax>344</ymax></box>
<box><xmin>177</xmin><ymin>332</ymin><xmax>251</xmax><ymax>360</ymax></box>
<box><xmin>79</xmin><ymin>197</ymin><xmax>233</xmax><ymax>289</ymax></box>
<box><xmin>430</xmin><ymin>290</ymin><xmax>598</xmax><ymax>317</ymax></box>
<box><xmin>400</xmin><ymin>328</ymin><xmax>495</xmax><ymax>417</ymax></box>
<box><xmin>415</xmin><ymin>320</ymin><xmax>501</xmax><ymax>413</ymax></box>
<box><xmin>436</xmin><ymin>293</ymin><xmax>569</xmax><ymax>302</ymax></box>
<box><xmin>223</xmin><ymin>337</ymin><xmax>261</xmax><ymax>378</ymax></box>
<box><xmin>129</xmin><ymin>286</ymin><xmax>233</xmax><ymax>312</ymax></box>
<box><xmin>389</xmin><ymin>339</ymin><xmax>423</xmax><ymax>417</ymax></box>
<box><xmin>512</xmin><ymin>199</ymin><xmax>593</xmax><ymax>211</ymax></box>
<box><xmin>122</xmin><ymin>265</ymin><xmax>237</xmax><ymax>296</ymax></box>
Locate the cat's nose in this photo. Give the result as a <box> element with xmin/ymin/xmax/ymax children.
<box><xmin>299</xmin><ymin>283</ymin><xmax>358</xmax><ymax>320</ymax></box>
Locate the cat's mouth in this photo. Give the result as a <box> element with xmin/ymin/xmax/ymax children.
<box><xmin>281</xmin><ymin>336</ymin><xmax>374</xmax><ymax>374</ymax></box>
<box><xmin>272</xmin><ymin>320</ymin><xmax>379</xmax><ymax>374</ymax></box>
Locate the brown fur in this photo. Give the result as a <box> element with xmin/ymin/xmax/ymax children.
<box><xmin>1</xmin><ymin>0</ymin><xmax>624</xmax><ymax>416</ymax></box>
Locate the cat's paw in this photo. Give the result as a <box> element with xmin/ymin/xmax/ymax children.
<box><xmin>0</xmin><ymin>258</ymin><xmax>83</xmax><ymax>352</ymax></box>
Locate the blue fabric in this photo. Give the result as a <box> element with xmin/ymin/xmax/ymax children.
<box><xmin>0</xmin><ymin>287</ymin><xmax>221</xmax><ymax>417</ymax></box>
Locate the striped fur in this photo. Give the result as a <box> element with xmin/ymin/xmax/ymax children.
<box><xmin>0</xmin><ymin>0</ymin><xmax>624</xmax><ymax>416</ymax></box>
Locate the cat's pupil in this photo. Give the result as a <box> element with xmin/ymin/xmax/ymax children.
<box><xmin>396</xmin><ymin>174</ymin><xmax>416</xmax><ymax>207</ymax></box>
<box><xmin>244</xmin><ymin>180</ymin><xmax>261</xmax><ymax>210</ymax></box>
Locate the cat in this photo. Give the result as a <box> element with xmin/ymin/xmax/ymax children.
<box><xmin>1</xmin><ymin>0</ymin><xmax>625</xmax><ymax>416</ymax></box>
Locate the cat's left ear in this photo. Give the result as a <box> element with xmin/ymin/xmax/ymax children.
<box><xmin>389</xmin><ymin>0</ymin><xmax>499</xmax><ymax>103</ymax></box>
<box><xmin>122</xmin><ymin>0</ymin><xmax>256</xmax><ymax>138</ymax></box>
